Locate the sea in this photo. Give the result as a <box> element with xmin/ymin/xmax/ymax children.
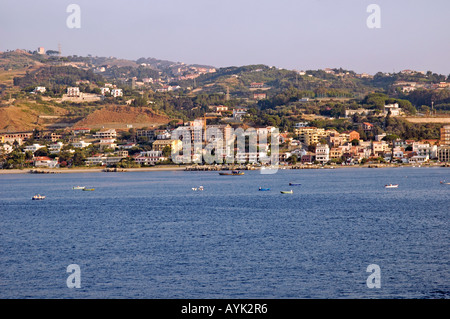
<box><xmin>0</xmin><ymin>167</ymin><xmax>448</xmax><ymax>299</ymax></box>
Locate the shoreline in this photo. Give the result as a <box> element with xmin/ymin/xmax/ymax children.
<box><xmin>0</xmin><ymin>163</ymin><xmax>447</xmax><ymax>175</ymax></box>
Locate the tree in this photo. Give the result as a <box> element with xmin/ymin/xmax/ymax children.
<box><xmin>162</xmin><ymin>145</ymin><xmax>172</xmax><ymax>158</ymax></box>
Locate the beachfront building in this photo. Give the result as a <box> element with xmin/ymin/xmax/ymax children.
<box><xmin>437</xmin><ymin>146</ymin><xmax>450</xmax><ymax>162</ymax></box>
<box><xmin>33</xmin><ymin>156</ymin><xmax>59</xmax><ymax>168</ymax></box>
<box><xmin>315</xmin><ymin>144</ymin><xmax>330</xmax><ymax>164</ymax></box>
<box><xmin>134</xmin><ymin>150</ymin><xmax>167</xmax><ymax>165</ymax></box>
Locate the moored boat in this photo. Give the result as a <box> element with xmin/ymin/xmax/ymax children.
<box><xmin>289</xmin><ymin>182</ymin><xmax>301</xmax><ymax>186</ymax></box>
<box><xmin>440</xmin><ymin>181</ymin><xmax>450</xmax><ymax>185</ymax></box>
<box><xmin>258</xmin><ymin>187</ymin><xmax>270</xmax><ymax>191</ymax></box>
<box><xmin>280</xmin><ymin>190</ymin><xmax>293</xmax><ymax>194</ymax></box>
<box><xmin>72</xmin><ymin>186</ymin><xmax>85</xmax><ymax>190</ymax></box>
<box><xmin>82</xmin><ymin>188</ymin><xmax>95</xmax><ymax>191</ymax></box>
<box><xmin>32</xmin><ymin>194</ymin><xmax>46</xmax><ymax>200</ymax></box>
<box><xmin>219</xmin><ymin>170</ymin><xmax>244</xmax><ymax>176</ymax></box>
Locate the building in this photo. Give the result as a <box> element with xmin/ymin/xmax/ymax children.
<box><xmin>111</xmin><ymin>88</ymin><xmax>123</xmax><ymax>97</ymax></box>
<box><xmin>372</xmin><ymin>141</ymin><xmax>390</xmax><ymax>156</ymax></box>
<box><xmin>384</xmin><ymin>103</ymin><xmax>402</xmax><ymax>116</ymax></box>
<box><xmin>34</xmin><ymin>86</ymin><xmax>46</xmax><ymax>93</ymax></box>
<box><xmin>440</xmin><ymin>125</ymin><xmax>450</xmax><ymax>145</ymax></box>
<box><xmin>37</xmin><ymin>47</ymin><xmax>45</xmax><ymax>54</ymax></box>
<box><xmin>24</xmin><ymin>144</ymin><xmax>45</xmax><ymax>153</ymax></box>
<box><xmin>250</xmin><ymin>82</ymin><xmax>264</xmax><ymax>89</ymax></box>
<box><xmin>33</xmin><ymin>156</ymin><xmax>58</xmax><ymax>168</ymax></box>
<box><xmin>72</xmin><ymin>141</ymin><xmax>91</xmax><ymax>148</ymax></box>
<box><xmin>98</xmin><ymin>138</ymin><xmax>117</xmax><ymax>150</ymax></box>
<box><xmin>136</xmin><ymin>129</ymin><xmax>156</xmax><ymax>141</ymax></box>
<box><xmin>48</xmin><ymin>142</ymin><xmax>64</xmax><ymax>154</ymax></box>
<box><xmin>315</xmin><ymin>144</ymin><xmax>330</xmax><ymax>164</ymax></box>
<box><xmin>253</xmin><ymin>93</ymin><xmax>266</xmax><ymax>100</ymax></box>
<box><xmin>94</xmin><ymin>129</ymin><xmax>117</xmax><ymax>139</ymax></box>
<box><xmin>35</xmin><ymin>132</ymin><xmax>62</xmax><ymax>142</ymax></box>
<box><xmin>295</xmin><ymin>127</ymin><xmax>326</xmax><ymax>145</ymax></box>
<box><xmin>0</xmin><ymin>132</ymin><xmax>33</xmax><ymax>144</ymax></box>
<box><xmin>345</xmin><ymin>109</ymin><xmax>370</xmax><ymax>118</ymax></box>
<box><xmin>100</xmin><ymin>87</ymin><xmax>110</xmax><ymax>95</ymax></box>
<box><xmin>134</xmin><ymin>151</ymin><xmax>166</xmax><ymax>165</ymax></box>
<box><xmin>437</xmin><ymin>146</ymin><xmax>450</xmax><ymax>162</ymax></box>
<box><xmin>67</xmin><ymin>87</ymin><xmax>81</xmax><ymax>97</ymax></box>
<box><xmin>152</xmin><ymin>139</ymin><xmax>182</xmax><ymax>153</ymax></box>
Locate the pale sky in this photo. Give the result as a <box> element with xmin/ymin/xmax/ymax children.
<box><xmin>1</xmin><ymin>0</ymin><xmax>449</xmax><ymax>75</ymax></box>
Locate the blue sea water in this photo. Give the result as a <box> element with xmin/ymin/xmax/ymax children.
<box><xmin>0</xmin><ymin>167</ymin><xmax>448</xmax><ymax>299</ymax></box>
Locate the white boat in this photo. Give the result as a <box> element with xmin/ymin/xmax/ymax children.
<box><xmin>192</xmin><ymin>186</ymin><xmax>204</xmax><ymax>191</ymax></box>
<box><xmin>385</xmin><ymin>184</ymin><xmax>399</xmax><ymax>188</ymax></box>
<box><xmin>72</xmin><ymin>186</ymin><xmax>85</xmax><ymax>190</ymax></box>
<box><xmin>440</xmin><ymin>181</ymin><xmax>450</xmax><ymax>185</ymax></box>
<box><xmin>32</xmin><ymin>194</ymin><xmax>46</xmax><ymax>200</ymax></box>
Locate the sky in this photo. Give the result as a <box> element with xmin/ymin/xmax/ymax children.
<box><xmin>1</xmin><ymin>0</ymin><xmax>449</xmax><ymax>75</ymax></box>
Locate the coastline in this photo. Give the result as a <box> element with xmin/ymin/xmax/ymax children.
<box><xmin>0</xmin><ymin>163</ymin><xmax>446</xmax><ymax>175</ymax></box>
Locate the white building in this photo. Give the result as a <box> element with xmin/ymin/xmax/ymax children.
<box><xmin>48</xmin><ymin>142</ymin><xmax>64</xmax><ymax>154</ymax></box>
<box><xmin>315</xmin><ymin>144</ymin><xmax>330</xmax><ymax>164</ymax></box>
<box><xmin>33</xmin><ymin>86</ymin><xmax>46</xmax><ymax>93</ymax></box>
<box><xmin>100</xmin><ymin>87</ymin><xmax>110</xmax><ymax>95</ymax></box>
<box><xmin>95</xmin><ymin>129</ymin><xmax>117</xmax><ymax>139</ymax></box>
<box><xmin>24</xmin><ymin>144</ymin><xmax>45</xmax><ymax>153</ymax></box>
<box><xmin>111</xmin><ymin>89</ymin><xmax>123</xmax><ymax>97</ymax></box>
<box><xmin>67</xmin><ymin>87</ymin><xmax>81</xmax><ymax>97</ymax></box>
<box><xmin>72</xmin><ymin>140</ymin><xmax>91</xmax><ymax>148</ymax></box>
<box><xmin>384</xmin><ymin>103</ymin><xmax>402</xmax><ymax>116</ymax></box>
<box><xmin>134</xmin><ymin>151</ymin><xmax>166</xmax><ymax>165</ymax></box>
<box><xmin>33</xmin><ymin>156</ymin><xmax>58</xmax><ymax>168</ymax></box>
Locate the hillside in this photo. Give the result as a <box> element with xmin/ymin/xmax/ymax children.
<box><xmin>73</xmin><ymin>105</ymin><xmax>170</xmax><ymax>129</ymax></box>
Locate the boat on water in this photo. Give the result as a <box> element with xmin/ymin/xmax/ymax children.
<box><xmin>72</xmin><ymin>186</ymin><xmax>85</xmax><ymax>190</ymax></box>
<box><xmin>82</xmin><ymin>188</ymin><xmax>95</xmax><ymax>191</ymax></box>
<box><xmin>289</xmin><ymin>182</ymin><xmax>301</xmax><ymax>186</ymax></box>
<box><xmin>280</xmin><ymin>190</ymin><xmax>293</xmax><ymax>194</ymax></box>
<box><xmin>258</xmin><ymin>187</ymin><xmax>270</xmax><ymax>191</ymax></box>
<box><xmin>219</xmin><ymin>170</ymin><xmax>244</xmax><ymax>176</ymax></box>
<box><xmin>192</xmin><ymin>186</ymin><xmax>204</xmax><ymax>191</ymax></box>
<box><xmin>440</xmin><ymin>181</ymin><xmax>450</xmax><ymax>185</ymax></box>
<box><xmin>385</xmin><ymin>184</ymin><xmax>399</xmax><ymax>188</ymax></box>
<box><xmin>32</xmin><ymin>194</ymin><xmax>46</xmax><ymax>200</ymax></box>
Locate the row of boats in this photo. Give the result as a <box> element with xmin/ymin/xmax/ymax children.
<box><xmin>31</xmin><ymin>186</ymin><xmax>95</xmax><ymax>200</ymax></box>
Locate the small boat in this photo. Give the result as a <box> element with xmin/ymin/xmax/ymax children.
<box><xmin>385</xmin><ymin>184</ymin><xmax>399</xmax><ymax>188</ymax></box>
<box><xmin>440</xmin><ymin>181</ymin><xmax>450</xmax><ymax>185</ymax></box>
<box><xmin>192</xmin><ymin>186</ymin><xmax>204</xmax><ymax>191</ymax></box>
<box><xmin>289</xmin><ymin>182</ymin><xmax>301</xmax><ymax>186</ymax></box>
<box><xmin>258</xmin><ymin>187</ymin><xmax>270</xmax><ymax>191</ymax></box>
<box><xmin>280</xmin><ymin>190</ymin><xmax>293</xmax><ymax>194</ymax></box>
<box><xmin>82</xmin><ymin>188</ymin><xmax>95</xmax><ymax>191</ymax></box>
<box><xmin>219</xmin><ymin>170</ymin><xmax>244</xmax><ymax>176</ymax></box>
<box><xmin>72</xmin><ymin>186</ymin><xmax>85</xmax><ymax>190</ymax></box>
<box><xmin>32</xmin><ymin>194</ymin><xmax>45</xmax><ymax>200</ymax></box>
